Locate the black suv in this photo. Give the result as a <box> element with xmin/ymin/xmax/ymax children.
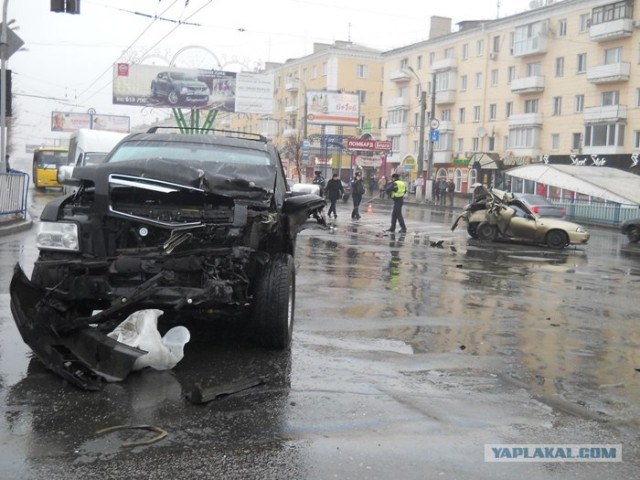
<box><xmin>10</xmin><ymin>128</ymin><xmax>326</xmax><ymax>389</ymax></box>
<box><xmin>150</xmin><ymin>71</ymin><xmax>210</xmax><ymax>106</ymax></box>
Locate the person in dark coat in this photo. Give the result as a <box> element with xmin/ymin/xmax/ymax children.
<box><xmin>325</xmin><ymin>173</ymin><xmax>344</xmax><ymax>219</ymax></box>
<box><xmin>351</xmin><ymin>171</ymin><xmax>365</xmax><ymax>219</ymax></box>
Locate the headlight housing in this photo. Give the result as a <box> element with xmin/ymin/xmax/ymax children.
<box><xmin>36</xmin><ymin>222</ymin><xmax>79</xmax><ymax>251</ymax></box>
<box><xmin>576</xmin><ymin>226</ymin><xmax>587</xmax><ymax>233</ymax></box>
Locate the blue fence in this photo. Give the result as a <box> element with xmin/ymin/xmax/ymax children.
<box><xmin>556</xmin><ymin>200</ymin><xmax>639</xmax><ymax>226</ymax></box>
<box><xmin>0</xmin><ymin>171</ymin><xmax>29</xmax><ymax>220</ymax></box>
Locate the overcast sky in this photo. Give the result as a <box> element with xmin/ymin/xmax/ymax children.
<box><xmin>7</xmin><ymin>0</ymin><xmax>537</xmax><ymax>156</ymax></box>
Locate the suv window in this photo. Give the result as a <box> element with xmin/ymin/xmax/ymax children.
<box><xmin>107</xmin><ymin>140</ymin><xmax>272</xmax><ymax>166</ymax></box>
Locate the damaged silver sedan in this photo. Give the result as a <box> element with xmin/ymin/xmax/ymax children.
<box><xmin>10</xmin><ymin>128</ymin><xmax>327</xmax><ymax>390</ymax></box>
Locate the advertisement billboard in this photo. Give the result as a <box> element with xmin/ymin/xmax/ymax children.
<box><xmin>51</xmin><ymin>112</ymin><xmax>130</xmax><ymax>133</ymax></box>
<box><xmin>306</xmin><ymin>90</ymin><xmax>360</xmax><ymax>127</ymax></box>
<box><xmin>112</xmin><ymin>63</ymin><xmax>274</xmax><ymax>114</ymax></box>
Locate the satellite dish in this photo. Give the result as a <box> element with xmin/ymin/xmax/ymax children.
<box><xmin>477</xmin><ymin>127</ymin><xmax>487</xmax><ymax>137</ymax></box>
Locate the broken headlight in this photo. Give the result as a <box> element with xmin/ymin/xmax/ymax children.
<box><xmin>36</xmin><ymin>222</ymin><xmax>79</xmax><ymax>251</ymax></box>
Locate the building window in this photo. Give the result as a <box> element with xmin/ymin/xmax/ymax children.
<box><xmin>527</xmin><ymin>62</ymin><xmax>541</xmax><ymax>76</ymax></box>
<box><xmin>577</xmin><ymin>53</ymin><xmax>587</xmax><ymax>73</ymax></box>
<box><xmin>553</xmin><ymin>97</ymin><xmax>562</xmax><ymax>116</ymax></box>
<box><xmin>508</xmin><ymin>127</ymin><xmax>536</xmax><ymax>148</ymax></box>
<box><xmin>584</xmin><ymin>123</ymin><xmax>624</xmax><ymax>147</ymax></box>
<box><xmin>507</xmin><ymin>66</ymin><xmax>516</xmax><ymax>84</ymax></box>
<box><xmin>489</xmin><ymin>103</ymin><xmax>497</xmax><ymax>120</ymax></box>
<box><xmin>491</xmin><ymin>69</ymin><xmax>498</xmax><ymax>86</ymax></box>
<box><xmin>312</xmin><ymin>65</ymin><xmax>317</xmax><ymax>78</ymax></box>
<box><xmin>555</xmin><ymin>57</ymin><xmax>564</xmax><ymax>77</ymax></box>
<box><xmin>356</xmin><ymin>64</ymin><xmax>368</xmax><ymax>78</ymax></box>
<box><xmin>605</xmin><ymin>46</ymin><xmax>622</xmax><ymax>64</ymax></box>
<box><xmin>459</xmin><ymin>107</ymin><xmax>466</xmax><ymax>123</ymax></box>
<box><xmin>390</xmin><ymin>136</ymin><xmax>400</xmax><ymax>152</ymax></box>
<box><xmin>357</xmin><ymin>90</ymin><xmax>367</xmax><ymax>104</ymax></box>
<box><xmin>472</xmin><ymin>137</ymin><xmax>479</xmax><ymax>151</ymax></box>
<box><xmin>434</xmin><ymin>132</ymin><xmax>453</xmax><ymax>151</ymax></box>
<box><xmin>492</xmin><ymin>35</ymin><xmax>501</xmax><ymax>53</ymax></box>
<box><xmin>572</xmin><ymin>133</ymin><xmax>582</xmax><ymax>150</ymax></box>
<box><xmin>462</xmin><ymin>43</ymin><xmax>469</xmax><ymax>60</ymax></box>
<box><xmin>551</xmin><ymin>133</ymin><xmax>560</xmax><ymax>150</ymax></box>
<box><xmin>417</xmin><ymin>55</ymin><xmax>423</xmax><ymax>69</ymax></box>
<box><xmin>476</xmin><ymin>39</ymin><xmax>484</xmax><ymax>56</ymax></box>
<box><xmin>634</xmin><ymin>131</ymin><xmax>640</xmax><ymax>149</ymax></box>
<box><xmin>441</xmin><ymin>109</ymin><xmax>451</xmax><ymax>121</ymax></box>
<box><xmin>506</xmin><ymin>101</ymin><xmax>513</xmax><ymax>118</ymax></box>
<box><xmin>579</xmin><ymin>13</ymin><xmax>590</xmax><ymax>32</ymax></box>
<box><xmin>379</xmin><ymin>92</ymin><xmax>383</xmax><ymax>106</ymax></box>
<box><xmin>473</xmin><ymin>106</ymin><xmax>481</xmax><ymax>122</ymax></box>
<box><xmin>575</xmin><ymin>94</ymin><xmax>585</xmax><ymax>112</ymax></box>
<box><xmin>429</xmin><ymin>52</ymin><xmax>435</xmax><ymax>65</ymax></box>
<box><xmin>636</xmin><ymin>88</ymin><xmax>640</xmax><ymax>107</ymax></box>
<box><xmin>444</xmin><ymin>47</ymin><xmax>454</xmax><ymax>58</ymax></box>
<box><xmin>475</xmin><ymin>72</ymin><xmax>483</xmax><ymax>89</ymax></box>
<box><xmin>322</xmin><ymin>62</ymin><xmax>328</xmax><ymax>76</ymax></box>
<box><xmin>525</xmin><ymin>99</ymin><xmax>539</xmax><ymax>113</ymax></box>
<box><xmin>558</xmin><ymin>18</ymin><xmax>567</xmax><ymax>36</ymax></box>
<box><xmin>400</xmin><ymin>58</ymin><xmax>409</xmax><ymax>69</ymax></box>
<box><xmin>592</xmin><ymin>1</ymin><xmax>633</xmax><ymax>26</ymax></box>
<box><xmin>460</xmin><ymin>75</ymin><xmax>468</xmax><ymax>91</ymax></box>
<box><xmin>602</xmin><ymin>90</ymin><xmax>620</xmax><ymax>105</ymax></box>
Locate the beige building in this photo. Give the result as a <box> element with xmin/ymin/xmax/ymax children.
<box><xmin>384</xmin><ymin>0</ymin><xmax>640</xmax><ymax>198</ymax></box>
<box><xmin>226</xmin><ymin>0</ymin><xmax>640</xmax><ymax>199</ymax></box>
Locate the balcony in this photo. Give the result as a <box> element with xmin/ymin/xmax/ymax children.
<box><xmin>590</xmin><ymin>18</ymin><xmax>634</xmax><ymax>42</ymax></box>
<box><xmin>387</xmin><ymin>96</ymin><xmax>409</xmax><ymax>109</ymax></box>
<box><xmin>508</xmin><ymin>113</ymin><xmax>543</xmax><ymax>127</ymax></box>
<box><xmin>431</xmin><ymin>57</ymin><xmax>457</xmax><ymax>72</ymax></box>
<box><xmin>435</xmin><ymin>89</ymin><xmax>456</xmax><ymax>105</ymax></box>
<box><xmin>283</xmin><ymin>128</ymin><xmax>299</xmax><ymax>138</ymax></box>
<box><xmin>285</xmin><ymin>79</ymin><xmax>299</xmax><ymax>92</ymax></box>
<box><xmin>386</xmin><ymin>123</ymin><xmax>408</xmax><ymax>136</ymax></box>
<box><xmin>586</xmin><ymin>62</ymin><xmax>630</xmax><ymax>84</ymax></box>
<box><xmin>510</xmin><ymin>75</ymin><xmax>545</xmax><ymax>94</ymax></box>
<box><xmin>583</xmin><ymin>105</ymin><xmax>627</xmax><ymax>123</ymax></box>
<box><xmin>389</xmin><ymin>70</ymin><xmax>411</xmax><ymax>82</ymax></box>
<box><xmin>512</xmin><ymin>35</ymin><xmax>548</xmax><ymax>57</ymax></box>
<box><xmin>438</xmin><ymin>120</ymin><xmax>454</xmax><ymax>132</ymax></box>
<box><xmin>285</xmin><ymin>105</ymin><xmax>299</xmax><ymax>115</ymax></box>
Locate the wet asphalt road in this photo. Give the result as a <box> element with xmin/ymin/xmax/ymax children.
<box><xmin>1</xmin><ymin>189</ymin><xmax>639</xmax><ymax>479</ymax></box>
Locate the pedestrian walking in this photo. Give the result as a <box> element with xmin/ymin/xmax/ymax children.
<box><xmin>438</xmin><ymin>179</ymin><xmax>447</xmax><ymax>205</ymax></box>
<box><xmin>351</xmin><ymin>171</ymin><xmax>365</xmax><ymax>219</ymax></box>
<box><xmin>378</xmin><ymin>176</ymin><xmax>387</xmax><ymax>199</ymax></box>
<box><xmin>447</xmin><ymin>179</ymin><xmax>455</xmax><ymax>206</ymax></box>
<box><xmin>384</xmin><ymin>173</ymin><xmax>407</xmax><ymax>233</ymax></box>
<box><xmin>434</xmin><ymin>178</ymin><xmax>440</xmax><ymax>203</ymax></box>
<box><xmin>312</xmin><ymin>170</ymin><xmax>326</xmax><ymax>197</ymax></box>
<box><xmin>325</xmin><ymin>173</ymin><xmax>344</xmax><ymax>219</ymax></box>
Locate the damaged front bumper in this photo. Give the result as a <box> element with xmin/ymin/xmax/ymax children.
<box><xmin>10</xmin><ymin>264</ymin><xmax>146</xmax><ymax>390</ymax></box>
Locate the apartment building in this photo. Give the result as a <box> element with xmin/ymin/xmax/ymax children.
<box><xmin>384</xmin><ymin>0</ymin><xmax>640</xmax><ymax>196</ymax></box>
<box><xmin>223</xmin><ymin>0</ymin><xmax>639</xmax><ymax>199</ymax></box>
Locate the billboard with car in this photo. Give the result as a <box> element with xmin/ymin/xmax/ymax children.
<box><xmin>112</xmin><ymin>63</ymin><xmax>273</xmax><ymax>114</ymax></box>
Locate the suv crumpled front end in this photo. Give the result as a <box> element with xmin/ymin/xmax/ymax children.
<box><xmin>10</xmin><ymin>131</ymin><xmax>326</xmax><ymax>389</ymax></box>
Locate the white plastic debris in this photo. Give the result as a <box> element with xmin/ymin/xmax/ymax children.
<box><xmin>108</xmin><ymin>309</ymin><xmax>190</xmax><ymax>371</ymax></box>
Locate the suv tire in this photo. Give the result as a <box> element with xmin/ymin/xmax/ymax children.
<box><xmin>253</xmin><ymin>253</ymin><xmax>295</xmax><ymax>349</ymax></box>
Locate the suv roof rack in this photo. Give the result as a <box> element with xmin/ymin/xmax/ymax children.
<box><xmin>146</xmin><ymin>126</ymin><xmax>267</xmax><ymax>143</ymax></box>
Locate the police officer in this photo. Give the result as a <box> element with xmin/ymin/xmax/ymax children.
<box><xmin>384</xmin><ymin>173</ymin><xmax>407</xmax><ymax>233</ymax></box>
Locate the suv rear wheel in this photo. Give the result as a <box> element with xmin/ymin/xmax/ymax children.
<box><xmin>252</xmin><ymin>253</ymin><xmax>295</xmax><ymax>349</ymax></box>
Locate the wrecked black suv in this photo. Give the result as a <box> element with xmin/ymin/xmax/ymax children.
<box><xmin>10</xmin><ymin>127</ymin><xmax>326</xmax><ymax>390</ymax></box>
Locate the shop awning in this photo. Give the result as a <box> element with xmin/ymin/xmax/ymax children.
<box><xmin>471</xmin><ymin>152</ymin><xmax>501</xmax><ymax>170</ymax></box>
<box><xmin>505</xmin><ymin>164</ymin><xmax>640</xmax><ymax>205</ymax></box>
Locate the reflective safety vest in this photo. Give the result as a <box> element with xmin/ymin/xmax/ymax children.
<box><xmin>391</xmin><ymin>179</ymin><xmax>406</xmax><ymax>199</ymax></box>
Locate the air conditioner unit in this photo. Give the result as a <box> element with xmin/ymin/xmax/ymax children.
<box><xmin>489</xmin><ymin>52</ymin><xmax>497</xmax><ymax>60</ymax></box>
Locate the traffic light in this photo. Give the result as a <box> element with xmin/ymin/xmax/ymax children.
<box><xmin>51</xmin><ymin>0</ymin><xmax>80</xmax><ymax>14</ymax></box>
<box><xmin>1</xmin><ymin>70</ymin><xmax>11</xmax><ymax>117</ymax></box>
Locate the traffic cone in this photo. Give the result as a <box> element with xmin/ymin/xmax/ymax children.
<box><xmin>367</xmin><ymin>202</ymin><xmax>373</xmax><ymax>214</ymax></box>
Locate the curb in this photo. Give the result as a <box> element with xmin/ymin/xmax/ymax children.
<box><xmin>0</xmin><ymin>215</ymin><xmax>34</xmax><ymax>237</ymax></box>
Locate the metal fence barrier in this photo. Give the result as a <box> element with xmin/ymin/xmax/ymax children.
<box><xmin>556</xmin><ymin>200</ymin><xmax>639</xmax><ymax>226</ymax></box>
<box><xmin>0</xmin><ymin>171</ymin><xmax>29</xmax><ymax>220</ymax></box>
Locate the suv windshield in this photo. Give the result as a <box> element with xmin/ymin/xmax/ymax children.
<box><xmin>107</xmin><ymin>140</ymin><xmax>272</xmax><ymax>166</ymax></box>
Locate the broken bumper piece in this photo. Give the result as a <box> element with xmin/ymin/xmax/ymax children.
<box><xmin>10</xmin><ymin>263</ymin><xmax>146</xmax><ymax>390</ymax></box>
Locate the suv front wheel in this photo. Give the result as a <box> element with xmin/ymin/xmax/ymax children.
<box><xmin>252</xmin><ymin>253</ymin><xmax>295</xmax><ymax>349</ymax></box>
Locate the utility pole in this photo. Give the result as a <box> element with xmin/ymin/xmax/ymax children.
<box><xmin>417</xmin><ymin>89</ymin><xmax>427</xmax><ymax>200</ymax></box>
<box><xmin>425</xmin><ymin>72</ymin><xmax>437</xmax><ymax>198</ymax></box>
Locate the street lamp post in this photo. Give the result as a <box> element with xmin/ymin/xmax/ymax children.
<box><xmin>407</xmin><ymin>66</ymin><xmax>427</xmax><ymax>201</ymax></box>
<box><xmin>0</xmin><ymin>0</ymin><xmax>9</xmax><ymax>173</ymax></box>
